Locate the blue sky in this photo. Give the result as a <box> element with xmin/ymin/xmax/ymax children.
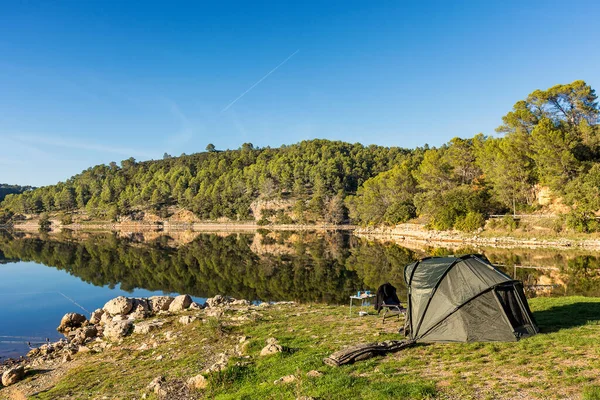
<box><xmin>1</xmin><ymin>1</ymin><xmax>599</xmax><ymax>186</ymax></box>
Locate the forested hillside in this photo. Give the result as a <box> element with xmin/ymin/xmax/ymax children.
<box><xmin>347</xmin><ymin>80</ymin><xmax>600</xmax><ymax>231</ymax></box>
<box><xmin>0</xmin><ymin>140</ymin><xmax>411</xmax><ymax>224</ymax></box>
<box><xmin>2</xmin><ymin>80</ymin><xmax>599</xmax><ymax>231</ymax></box>
<box><xmin>0</xmin><ymin>184</ymin><xmax>34</xmax><ymax>202</ymax></box>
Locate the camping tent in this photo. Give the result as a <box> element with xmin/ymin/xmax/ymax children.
<box><xmin>403</xmin><ymin>254</ymin><xmax>538</xmax><ymax>343</ymax></box>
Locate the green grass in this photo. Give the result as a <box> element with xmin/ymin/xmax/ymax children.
<box><xmin>19</xmin><ymin>297</ymin><xmax>600</xmax><ymax>399</ymax></box>
<box><xmin>583</xmin><ymin>385</ymin><xmax>600</xmax><ymax>400</ymax></box>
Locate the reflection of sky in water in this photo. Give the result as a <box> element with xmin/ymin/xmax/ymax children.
<box><xmin>0</xmin><ymin>261</ymin><xmax>203</xmax><ymax>359</ymax></box>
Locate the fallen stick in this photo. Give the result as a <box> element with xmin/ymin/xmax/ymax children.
<box><xmin>323</xmin><ymin>339</ymin><xmax>415</xmax><ymax>367</ymax></box>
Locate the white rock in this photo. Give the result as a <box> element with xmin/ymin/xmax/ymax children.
<box><xmin>205</xmin><ymin>308</ymin><xmax>224</xmax><ymax>318</ymax></box>
<box><xmin>1</xmin><ymin>366</ymin><xmax>25</xmax><ymax>386</ymax></box>
<box><xmin>100</xmin><ymin>312</ymin><xmax>112</xmax><ymax>326</ymax></box>
<box><xmin>148</xmin><ymin>296</ymin><xmax>174</xmax><ymax>314</ymax></box>
<box><xmin>274</xmin><ymin>374</ymin><xmax>296</xmax><ymax>385</ymax></box>
<box><xmin>147</xmin><ymin>376</ymin><xmax>167</xmax><ymax>396</ymax></box>
<box><xmin>266</xmin><ymin>337</ymin><xmax>279</xmax><ymax>345</ymax></box>
<box><xmin>103</xmin><ymin>320</ymin><xmax>133</xmax><ymax>340</ymax></box>
<box><xmin>57</xmin><ymin>312</ymin><xmax>87</xmax><ymax>334</ymax></box>
<box><xmin>168</xmin><ymin>294</ymin><xmax>192</xmax><ymax>312</ymax></box>
<box><xmin>133</xmin><ymin>320</ymin><xmax>165</xmax><ymax>335</ymax></box>
<box><xmin>231</xmin><ymin>299</ymin><xmax>251</xmax><ymax>307</ymax></box>
<box><xmin>129</xmin><ymin>298</ymin><xmax>151</xmax><ymax>320</ymax></box>
<box><xmin>178</xmin><ymin>315</ymin><xmax>197</xmax><ymax>325</ymax></box>
<box><xmin>103</xmin><ymin>296</ymin><xmax>133</xmax><ymax>316</ymax></box>
<box><xmin>187</xmin><ymin>374</ymin><xmax>208</xmax><ymax>390</ymax></box>
<box><xmin>260</xmin><ymin>343</ymin><xmax>283</xmax><ymax>356</ymax></box>
<box><xmin>205</xmin><ymin>295</ymin><xmax>233</xmax><ymax>308</ymax></box>
<box><xmin>89</xmin><ymin>309</ymin><xmax>104</xmax><ymax>324</ymax></box>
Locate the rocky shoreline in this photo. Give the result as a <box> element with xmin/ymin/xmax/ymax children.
<box><xmin>355</xmin><ymin>224</ymin><xmax>600</xmax><ymax>250</ymax></box>
<box><xmin>0</xmin><ymin>293</ymin><xmax>291</xmax><ymax>395</ymax></box>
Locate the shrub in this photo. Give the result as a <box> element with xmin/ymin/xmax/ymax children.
<box><xmin>208</xmin><ymin>363</ymin><xmax>255</xmax><ymax>391</ymax></box>
<box><xmin>59</xmin><ymin>212</ymin><xmax>73</xmax><ymax>225</ymax></box>
<box><xmin>502</xmin><ymin>215</ymin><xmax>518</xmax><ymax>231</ymax></box>
<box><xmin>260</xmin><ymin>208</ymin><xmax>277</xmax><ymax>218</ymax></box>
<box><xmin>106</xmin><ymin>206</ymin><xmax>119</xmax><ymax>222</ymax></box>
<box><xmin>0</xmin><ymin>210</ymin><xmax>14</xmax><ymax>224</ymax></box>
<box><xmin>552</xmin><ymin>217</ymin><xmax>565</xmax><ymax>233</ymax></box>
<box><xmin>430</xmin><ymin>208</ymin><xmax>458</xmax><ymax>231</ymax></box>
<box><xmin>454</xmin><ymin>211</ymin><xmax>486</xmax><ymax>232</ymax></box>
<box><xmin>275</xmin><ymin>211</ymin><xmax>293</xmax><ymax>225</ymax></box>
<box><xmin>256</xmin><ymin>217</ymin><xmax>270</xmax><ymax>226</ymax></box>
<box><xmin>566</xmin><ymin>211</ymin><xmax>597</xmax><ymax>233</ymax></box>
<box><xmin>384</xmin><ymin>202</ymin><xmax>416</xmax><ymax>225</ymax></box>
<box><xmin>487</xmin><ymin>218</ymin><xmax>499</xmax><ymax>229</ymax></box>
<box><xmin>38</xmin><ymin>213</ymin><xmax>51</xmax><ymax>232</ymax></box>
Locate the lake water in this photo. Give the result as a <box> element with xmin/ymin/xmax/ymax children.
<box><xmin>1</xmin><ymin>229</ymin><xmax>600</xmax><ymax>359</ymax></box>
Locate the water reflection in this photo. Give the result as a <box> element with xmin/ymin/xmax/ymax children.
<box><xmin>418</xmin><ymin>245</ymin><xmax>600</xmax><ymax>297</ymax></box>
<box><xmin>2</xmin><ymin>231</ymin><xmax>600</xmax><ymax>303</ymax></box>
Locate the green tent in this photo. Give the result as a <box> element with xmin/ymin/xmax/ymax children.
<box><xmin>403</xmin><ymin>254</ymin><xmax>539</xmax><ymax>343</ymax></box>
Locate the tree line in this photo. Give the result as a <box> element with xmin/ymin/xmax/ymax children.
<box><xmin>1</xmin><ymin>81</ymin><xmax>599</xmax><ymax>231</ymax></box>
<box><xmin>0</xmin><ymin>140</ymin><xmax>408</xmax><ymax>224</ymax></box>
<box><xmin>0</xmin><ymin>184</ymin><xmax>34</xmax><ymax>202</ymax></box>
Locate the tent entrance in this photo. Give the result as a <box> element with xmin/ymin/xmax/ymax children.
<box><xmin>494</xmin><ymin>283</ymin><xmax>538</xmax><ymax>338</ymax></box>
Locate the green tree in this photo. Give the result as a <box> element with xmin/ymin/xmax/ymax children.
<box><xmin>530</xmin><ymin>118</ymin><xmax>582</xmax><ymax>191</ymax></box>
<box><xmin>474</xmin><ymin>133</ymin><xmax>535</xmax><ymax>214</ymax></box>
<box><xmin>346</xmin><ymin>164</ymin><xmax>417</xmax><ymax>225</ymax></box>
<box><xmin>38</xmin><ymin>213</ymin><xmax>51</xmax><ymax>232</ymax></box>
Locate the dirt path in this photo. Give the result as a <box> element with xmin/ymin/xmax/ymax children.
<box><xmin>1</xmin><ymin>359</ymin><xmax>85</xmax><ymax>400</ymax></box>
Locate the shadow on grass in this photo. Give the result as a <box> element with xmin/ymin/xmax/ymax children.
<box><xmin>533</xmin><ymin>302</ymin><xmax>600</xmax><ymax>333</ymax></box>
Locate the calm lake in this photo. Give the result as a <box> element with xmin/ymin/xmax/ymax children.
<box><xmin>1</xmin><ymin>229</ymin><xmax>600</xmax><ymax>359</ymax></box>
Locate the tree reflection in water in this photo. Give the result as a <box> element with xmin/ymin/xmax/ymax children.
<box><xmin>1</xmin><ymin>231</ymin><xmax>600</xmax><ymax>302</ymax></box>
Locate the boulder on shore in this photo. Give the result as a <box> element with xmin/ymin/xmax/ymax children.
<box><xmin>103</xmin><ymin>296</ymin><xmax>133</xmax><ymax>316</ymax></box>
<box><xmin>205</xmin><ymin>295</ymin><xmax>233</xmax><ymax>308</ymax></box>
<box><xmin>129</xmin><ymin>298</ymin><xmax>151</xmax><ymax>320</ymax></box>
<box><xmin>133</xmin><ymin>319</ymin><xmax>165</xmax><ymax>335</ymax></box>
<box><xmin>148</xmin><ymin>296</ymin><xmax>174</xmax><ymax>313</ymax></box>
<box><xmin>70</xmin><ymin>325</ymin><xmax>98</xmax><ymax>345</ymax></box>
<box><xmin>2</xmin><ymin>365</ymin><xmax>25</xmax><ymax>386</ymax></box>
<box><xmin>168</xmin><ymin>294</ymin><xmax>192</xmax><ymax>312</ymax></box>
<box><xmin>57</xmin><ymin>312</ymin><xmax>88</xmax><ymax>334</ymax></box>
<box><xmin>89</xmin><ymin>309</ymin><xmax>104</xmax><ymax>324</ymax></box>
<box><xmin>103</xmin><ymin>320</ymin><xmax>133</xmax><ymax>340</ymax></box>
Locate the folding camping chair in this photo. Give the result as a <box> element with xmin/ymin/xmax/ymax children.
<box><xmin>374</xmin><ymin>283</ymin><xmax>406</xmax><ymax>324</ymax></box>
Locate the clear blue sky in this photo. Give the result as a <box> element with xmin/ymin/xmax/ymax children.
<box><xmin>1</xmin><ymin>1</ymin><xmax>599</xmax><ymax>186</ymax></box>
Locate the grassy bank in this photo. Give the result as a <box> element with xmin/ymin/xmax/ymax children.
<box><xmin>3</xmin><ymin>296</ymin><xmax>599</xmax><ymax>399</ymax></box>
